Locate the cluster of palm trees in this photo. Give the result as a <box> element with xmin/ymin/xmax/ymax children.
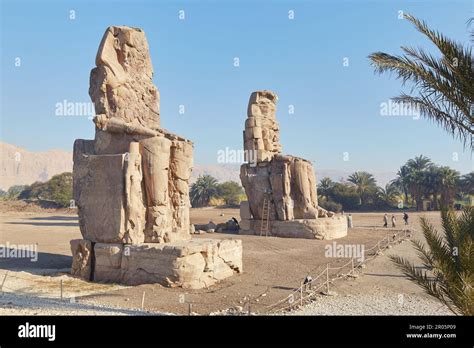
<box><xmin>392</xmin><ymin>155</ymin><xmax>472</xmax><ymax>210</ymax></box>
<box><xmin>320</xmin><ymin>171</ymin><xmax>399</xmax><ymax>211</ymax></box>
<box><xmin>319</xmin><ymin>173</ymin><xmax>382</xmax><ymax>211</ymax></box>
<box><xmin>318</xmin><ymin>155</ymin><xmax>472</xmax><ymax>211</ymax></box>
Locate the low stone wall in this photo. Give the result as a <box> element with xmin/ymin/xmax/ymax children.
<box><xmin>70</xmin><ymin>239</ymin><xmax>242</xmax><ymax>289</ymax></box>
<box><xmin>240</xmin><ymin>216</ymin><xmax>348</xmax><ymax>240</ymax></box>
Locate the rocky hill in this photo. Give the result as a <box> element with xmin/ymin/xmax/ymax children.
<box><xmin>0</xmin><ymin>142</ymin><xmax>73</xmax><ymax>191</ymax></box>
<box><xmin>0</xmin><ymin>142</ymin><xmax>242</xmax><ymax>191</ymax></box>
<box><xmin>0</xmin><ymin>142</ymin><xmax>395</xmax><ymax>191</ymax></box>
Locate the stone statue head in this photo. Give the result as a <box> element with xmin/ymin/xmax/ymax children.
<box><xmin>96</xmin><ymin>26</ymin><xmax>153</xmax><ymax>80</ymax></box>
<box><xmin>90</xmin><ymin>26</ymin><xmax>160</xmax><ymax>131</ymax></box>
<box><xmin>247</xmin><ymin>90</ymin><xmax>278</xmax><ymax>119</ymax></box>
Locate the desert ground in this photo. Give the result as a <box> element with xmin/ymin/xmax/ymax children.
<box><xmin>0</xmin><ymin>202</ymin><xmax>451</xmax><ymax>315</ymax></box>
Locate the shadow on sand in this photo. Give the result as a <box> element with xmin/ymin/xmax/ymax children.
<box><xmin>5</xmin><ymin>215</ymin><xmax>79</xmax><ymax>227</ymax></box>
<box><xmin>0</xmin><ymin>249</ymin><xmax>72</xmax><ymax>275</ymax></box>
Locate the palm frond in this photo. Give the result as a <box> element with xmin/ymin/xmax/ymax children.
<box><xmin>390</xmin><ymin>207</ymin><xmax>473</xmax><ymax>315</ymax></box>
<box><xmin>368</xmin><ymin>13</ymin><xmax>474</xmax><ymax>149</ymax></box>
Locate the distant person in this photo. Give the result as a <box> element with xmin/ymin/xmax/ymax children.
<box><xmin>383</xmin><ymin>213</ymin><xmax>388</xmax><ymax>228</ymax></box>
<box><xmin>347</xmin><ymin>214</ymin><xmax>353</xmax><ymax>228</ymax></box>
<box><xmin>403</xmin><ymin>212</ymin><xmax>409</xmax><ymax>225</ymax></box>
<box><xmin>391</xmin><ymin>214</ymin><xmax>396</xmax><ymax>228</ymax></box>
<box><xmin>303</xmin><ymin>275</ymin><xmax>313</xmax><ymax>290</ymax></box>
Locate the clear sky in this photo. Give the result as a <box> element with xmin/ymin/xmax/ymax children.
<box><xmin>1</xmin><ymin>0</ymin><xmax>472</xmax><ymax>175</ymax></box>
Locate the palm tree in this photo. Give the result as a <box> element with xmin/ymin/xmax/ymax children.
<box><xmin>406</xmin><ymin>155</ymin><xmax>432</xmax><ymax>210</ymax></box>
<box><xmin>457</xmin><ymin>172</ymin><xmax>474</xmax><ymax>205</ymax></box>
<box><xmin>392</xmin><ymin>165</ymin><xmax>411</xmax><ymax>206</ymax></box>
<box><xmin>459</xmin><ymin>172</ymin><xmax>474</xmax><ymax>195</ymax></box>
<box><xmin>390</xmin><ymin>208</ymin><xmax>474</xmax><ymax>315</ymax></box>
<box><xmin>318</xmin><ymin>177</ymin><xmax>335</xmax><ymax>201</ymax></box>
<box><xmin>189</xmin><ymin>174</ymin><xmax>219</xmax><ymax>207</ymax></box>
<box><xmin>347</xmin><ymin>171</ymin><xmax>377</xmax><ymax>207</ymax></box>
<box><xmin>438</xmin><ymin>166</ymin><xmax>460</xmax><ymax>208</ymax></box>
<box><xmin>422</xmin><ymin>165</ymin><xmax>443</xmax><ymax>210</ymax></box>
<box><xmin>406</xmin><ymin>155</ymin><xmax>432</xmax><ymax>171</ymax></box>
<box><xmin>369</xmin><ymin>14</ymin><xmax>474</xmax><ymax>149</ymax></box>
<box><xmin>376</xmin><ymin>183</ymin><xmax>400</xmax><ymax>207</ymax></box>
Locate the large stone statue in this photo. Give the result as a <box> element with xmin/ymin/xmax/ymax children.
<box><xmin>71</xmin><ymin>26</ymin><xmax>242</xmax><ymax>288</ymax></box>
<box><xmin>239</xmin><ymin>91</ymin><xmax>347</xmax><ymax>239</ymax></box>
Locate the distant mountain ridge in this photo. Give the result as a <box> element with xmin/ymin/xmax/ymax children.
<box><xmin>0</xmin><ymin>142</ymin><xmax>73</xmax><ymax>191</ymax></box>
<box><xmin>0</xmin><ymin>142</ymin><xmax>395</xmax><ymax>191</ymax></box>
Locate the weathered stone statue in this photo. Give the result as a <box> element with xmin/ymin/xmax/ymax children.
<box><xmin>71</xmin><ymin>26</ymin><xmax>242</xmax><ymax>288</ymax></box>
<box><xmin>240</xmin><ymin>91</ymin><xmax>347</xmax><ymax>239</ymax></box>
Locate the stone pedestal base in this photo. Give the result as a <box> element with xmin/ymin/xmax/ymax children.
<box><xmin>239</xmin><ymin>217</ymin><xmax>348</xmax><ymax>240</ymax></box>
<box><xmin>70</xmin><ymin>239</ymin><xmax>242</xmax><ymax>289</ymax></box>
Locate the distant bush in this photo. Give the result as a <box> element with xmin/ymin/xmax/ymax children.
<box><xmin>330</xmin><ymin>183</ymin><xmax>360</xmax><ymax>210</ymax></box>
<box><xmin>319</xmin><ymin>199</ymin><xmax>343</xmax><ymax>213</ymax></box>
<box><xmin>46</xmin><ymin>173</ymin><xmax>73</xmax><ymax>207</ymax></box>
<box><xmin>12</xmin><ymin>172</ymin><xmax>73</xmax><ymax>208</ymax></box>
<box><xmin>6</xmin><ymin>185</ymin><xmax>28</xmax><ymax>199</ymax></box>
<box><xmin>217</xmin><ymin>181</ymin><xmax>244</xmax><ymax>206</ymax></box>
<box><xmin>18</xmin><ymin>181</ymin><xmax>46</xmax><ymax>200</ymax></box>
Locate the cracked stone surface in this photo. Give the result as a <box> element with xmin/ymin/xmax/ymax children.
<box><xmin>239</xmin><ymin>91</ymin><xmax>347</xmax><ymax>239</ymax></box>
<box><xmin>71</xmin><ymin>26</ymin><xmax>242</xmax><ymax>288</ymax></box>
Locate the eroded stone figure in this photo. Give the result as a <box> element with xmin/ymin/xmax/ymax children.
<box><xmin>241</xmin><ymin>90</ymin><xmax>330</xmax><ymax>221</ymax></box>
<box><xmin>72</xmin><ymin>26</ymin><xmax>241</xmax><ymax>288</ymax></box>
<box><xmin>124</xmin><ymin>142</ymin><xmax>146</xmax><ymax>244</ymax></box>
<box><xmin>75</xmin><ymin>26</ymin><xmax>192</xmax><ymax>244</ymax></box>
<box><xmin>240</xmin><ymin>91</ymin><xmax>347</xmax><ymax>240</ymax></box>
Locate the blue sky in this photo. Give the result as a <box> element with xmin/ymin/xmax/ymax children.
<box><xmin>1</xmin><ymin>0</ymin><xmax>472</xmax><ymax>175</ymax></box>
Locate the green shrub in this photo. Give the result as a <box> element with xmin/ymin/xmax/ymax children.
<box><xmin>12</xmin><ymin>172</ymin><xmax>73</xmax><ymax>208</ymax></box>
<box><xmin>331</xmin><ymin>183</ymin><xmax>360</xmax><ymax>210</ymax></box>
<box><xmin>217</xmin><ymin>181</ymin><xmax>244</xmax><ymax>206</ymax></box>
<box><xmin>319</xmin><ymin>199</ymin><xmax>343</xmax><ymax>212</ymax></box>
<box><xmin>6</xmin><ymin>185</ymin><xmax>28</xmax><ymax>199</ymax></box>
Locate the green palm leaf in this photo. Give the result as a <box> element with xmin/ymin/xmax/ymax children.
<box><xmin>390</xmin><ymin>207</ymin><xmax>474</xmax><ymax>315</ymax></box>
<box><xmin>369</xmin><ymin>13</ymin><xmax>473</xmax><ymax>149</ymax></box>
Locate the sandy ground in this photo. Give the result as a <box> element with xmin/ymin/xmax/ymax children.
<box><xmin>293</xmin><ymin>238</ymin><xmax>452</xmax><ymax>315</ymax></box>
<box><xmin>0</xmin><ymin>206</ymin><xmax>450</xmax><ymax>315</ymax></box>
<box><xmin>292</xmin><ymin>212</ymin><xmax>453</xmax><ymax>315</ymax></box>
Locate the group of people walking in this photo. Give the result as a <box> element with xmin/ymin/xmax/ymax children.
<box><xmin>344</xmin><ymin>212</ymin><xmax>409</xmax><ymax>229</ymax></box>
<box><xmin>383</xmin><ymin>212</ymin><xmax>409</xmax><ymax>228</ymax></box>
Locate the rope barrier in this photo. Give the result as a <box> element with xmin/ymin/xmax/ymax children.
<box><xmin>264</xmin><ymin>228</ymin><xmax>413</xmax><ymax>314</ymax></box>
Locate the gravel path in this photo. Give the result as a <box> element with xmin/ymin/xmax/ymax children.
<box><xmin>292</xmin><ymin>219</ymin><xmax>454</xmax><ymax>316</ymax></box>
<box><xmin>294</xmin><ymin>289</ymin><xmax>452</xmax><ymax>315</ymax></box>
